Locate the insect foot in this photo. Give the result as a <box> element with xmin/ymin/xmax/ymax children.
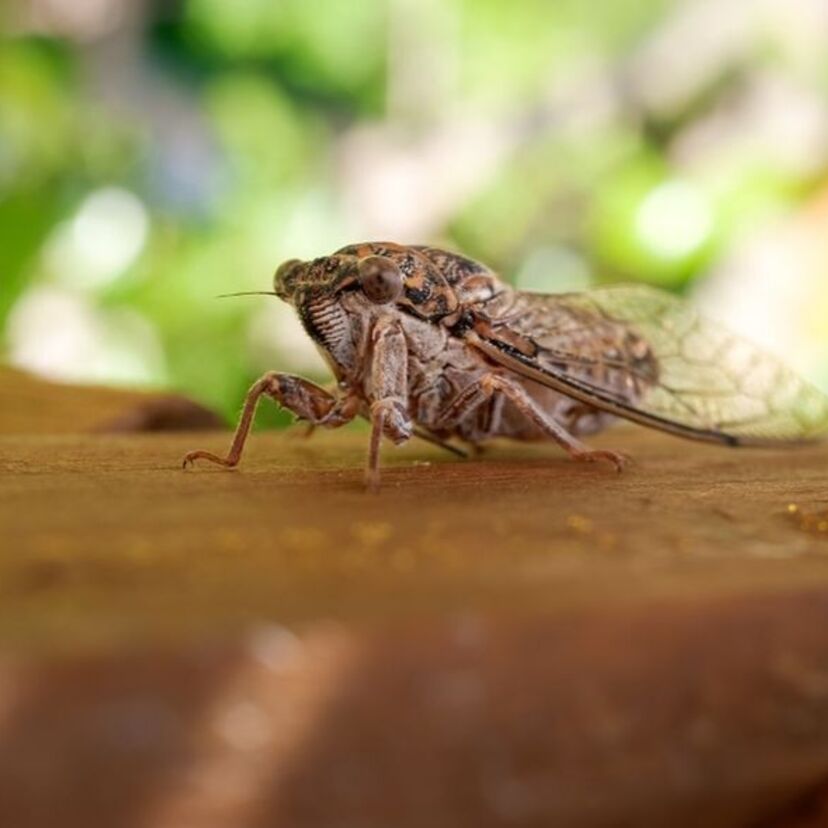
<box><xmin>571</xmin><ymin>449</ymin><xmax>631</xmax><ymax>474</ymax></box>
<box><xmin>181</xmin><ymin>450</ymin><xmax>238</xmax><ymax>470</ymax></box>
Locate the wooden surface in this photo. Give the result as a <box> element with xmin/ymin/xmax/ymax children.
<box><xmin>0</xmin><ymin>366</ymin><xmax>223</xmax><ymax>434</ymax></box>
<box><xmin>2</xmin><ymin>371</ymin><xmax>828</xmax><ymax>826</ymax></box>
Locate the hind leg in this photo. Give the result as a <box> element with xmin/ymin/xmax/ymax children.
<box><xmin>435</xmin><ymin>373</ymin><xmax>629</xmax><ymax>472</ymax></box>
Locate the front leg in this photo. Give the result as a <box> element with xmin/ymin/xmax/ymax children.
<box><xmin>182</xmin><ymin>373</ymin><xmax>357</xmax><ymax>470</ymax></box>
<box><xmin>366</xmin><ymin>316</ymin><xmax>413</xmax><ymax>490</ymax></box>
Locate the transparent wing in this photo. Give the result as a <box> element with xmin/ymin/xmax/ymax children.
<box><xmin>469</xmin><ymin>284</ymin><xmax>828</xmax><ymax>446</ymax></box>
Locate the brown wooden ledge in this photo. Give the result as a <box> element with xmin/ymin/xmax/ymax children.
<box><xmin>2</xmin><ymin>392</ymin><xmax>828</xmax><ymax>826</ymax></box>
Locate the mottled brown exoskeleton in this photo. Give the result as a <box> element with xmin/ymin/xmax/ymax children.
<box><xmin>183</xmin><ymin>242</ymin><xmax>828</xmax><ymax>488</ymax></box>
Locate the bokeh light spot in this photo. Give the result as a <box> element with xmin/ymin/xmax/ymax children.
<box><xmin>48</xmin><ymin>187</ymin><xmax>149</xmax><ymax>289</ymax></box>
<box><xmin>635</xmin><ymin>179</ymin><xmax>712</xmax><ymax>262</ymax></box>
<box><xmin>7</xmin><ymin>286</ymin><xmax>166</xmax><ymax>386</ymax></box>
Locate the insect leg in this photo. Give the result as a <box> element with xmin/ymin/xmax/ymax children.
<box><xmin>182</xmin><ymin>373</ymin><xmax>354</xmax><ymax>470</ymax></box>
<box><xmin>412</xmin><ymin>427</ymin><xmax>468</xmax><ymax>458</ymax></box>
<box><xmin>290</xmin><ymin>381</ymin><xmax>340</xmax><ymax>441</ymax></box>
<box><xmin>366</xmin><ymin>317</ymin><xmax>413</xmax><ymax>490</ymax></box>
<box><xmin>436</xmin><ymin>374</ymin><xmax>629</xmax><ymax>472</ymax></box>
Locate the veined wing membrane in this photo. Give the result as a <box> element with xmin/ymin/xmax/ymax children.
<box><xmin>467</xmin><ymin>285</ymin><xmax>828</xmax><ymax>446</ymax></box>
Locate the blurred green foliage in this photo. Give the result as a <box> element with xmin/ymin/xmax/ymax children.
<box><xmin>2</xmin><ymin>0</ymin><xmax>827</xmax><ymax>418</ymax></box>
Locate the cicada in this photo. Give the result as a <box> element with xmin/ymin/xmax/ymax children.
<box><xmin>183</xmin><ymin>242</ymin><xmax>828</xmax><ymax>488</ymax></box>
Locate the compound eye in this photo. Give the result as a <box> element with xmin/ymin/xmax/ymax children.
<box><xmin>273</xmin><ymin>258</ymin><xmax>302</xmax><ymax>294</ymax></box>
<box><xmin>358</xmin><ymin>256</ymin><xmax>403</xmax><ymax>304</ymax></box>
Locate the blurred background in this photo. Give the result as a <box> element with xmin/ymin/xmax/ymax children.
<box><xmin>2</xmin><ymin>0</ymin><xmax>828</xmax><ymax>424</ymax></box>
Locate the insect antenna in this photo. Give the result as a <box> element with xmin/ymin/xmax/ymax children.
<box><xmin>216</xmin><ymin>291</ymin><xmax>279</xmax><ymax>299</ymax></box>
